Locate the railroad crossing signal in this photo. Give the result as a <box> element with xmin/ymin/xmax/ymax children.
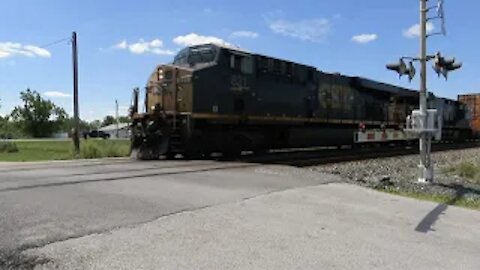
<box><xmin>385</xmin><ymin>0</ymin><xmax>462</xmax><ymax>183</ymax></box>
<box><xmin>432</xmin><ymin>52</ymin><xmax>462</xmax><ymax>80</ymax></box>
<box><xmin>386</xmin><ymin>59</ymin><xmax>416</xmax><ymax>82</ymax></box>
<box><xmin>407</xmin><ymin>61</ymin><xmax>416</xmax><ymax>82</ymax></box>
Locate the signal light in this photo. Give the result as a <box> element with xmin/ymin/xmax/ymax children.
<box><xmin>432</xmin><ymin>51</ymin><xmax>462</xmax><ymax>80</ymax></box>
<box><xmin>407</xmin><ymin>61</ymin><xmax>416</xmax><ymax>82</ymax></box>
<box><xmin>386</xmin><ymin>58</ymin><xmax>407</xmax><ymax>75</ymax></box>
<box><xmin>386</xmin><ymin>58</ymin><xmax>416</xmax><ymax>82</ymax></box>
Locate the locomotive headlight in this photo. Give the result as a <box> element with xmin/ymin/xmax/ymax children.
<box><xmin>158</xmin><ymin>69</ymin><xmax>164</xmax><ymax>80</ymax></box>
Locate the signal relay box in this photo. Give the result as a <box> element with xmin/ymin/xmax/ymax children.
<box><xmin>406</xmin><ymin>109</ymin><xmax>442</xmax><ymax>140</ymax></box>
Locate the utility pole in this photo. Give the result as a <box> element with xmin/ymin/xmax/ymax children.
<box><xmin>72</xmin><ymin>31</ymin><xmax>80</xmax><ymax>154</ymax></box>
<box><xmin>418</xmin><ymin>0</ymin><xmax>432</xmax><ymax>183</ymax></box>
<box><xmin>115</xmin><ymin>99</ymin><xmax>119</xmax><ymax>139</ymax></box>
<box><xmin>386</xmin><ymin>0</ymin><xmax>461</xmax><ymax>183</ymax></box>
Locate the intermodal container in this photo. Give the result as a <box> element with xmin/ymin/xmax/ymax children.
<box><xmin>458</xmin><ymin>93</ymin><xmax>480</xmax><ymax>135</ymax></box>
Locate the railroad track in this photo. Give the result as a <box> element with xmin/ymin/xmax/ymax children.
<box><xmin>1</xmin><ymin>141</ymin><xmax>478</xmax><ymax>191</ymax></box>
<box><xmin>0</xmin><ymin>161</ymin><xmax>259</xmax><ymax>193</ymax></box>
<box><xmin>232</xmin><ymin>141</ymin><xmax>480</xmax><ymax>167</ymax></box>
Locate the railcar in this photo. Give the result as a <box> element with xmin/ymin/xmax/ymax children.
<box><xmin>129</xmin><ymin>43</ymin><xmax>473</xmax><ymax>159</ymax></box>
<box><xmin>459</xmin><ymin>94</ymin><xmax>480</xmax><ymax>137</ymax></box>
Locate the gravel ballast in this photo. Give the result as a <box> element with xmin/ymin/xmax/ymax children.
<box><xmin>310</xmin><ymin>147</ymin><xmax>480</xmax><ymax>203</ymax></box>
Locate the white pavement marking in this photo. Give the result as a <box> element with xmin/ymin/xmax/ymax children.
<box><xmin>27</xmin><ymin>183</ymin><xmax>480</xmax><ymax>270</ymax></box>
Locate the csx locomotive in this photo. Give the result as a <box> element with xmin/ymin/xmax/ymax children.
<box><xmin>129</xmin><ymin>43</ymin><xmax>473</xmax><ymax>159</ymax></box>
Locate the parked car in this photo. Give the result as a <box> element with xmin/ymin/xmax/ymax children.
<box><xmin>83</xmin><ymin>130</ymin><xmax>110</xmax><ymax>139</ymax></box>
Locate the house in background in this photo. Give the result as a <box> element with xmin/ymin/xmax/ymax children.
<box><xmin>52</xmin><ymin>132</ymin><xmax>69</xmax><ymax>139</ymax></box>
<box><xmin>99</xmin><ymin>123</ymin><xmax>130</xmax><ymax>139</ymax></box>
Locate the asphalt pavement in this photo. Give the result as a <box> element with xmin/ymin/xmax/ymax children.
<box><xmin>0</xmin><ymin>159</ymin><xmax>478</xmax><ymax>269</ymax></box>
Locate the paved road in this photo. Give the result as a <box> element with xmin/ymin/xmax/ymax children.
<box><xmin>0</xmin><ymin>159</ymin><xmax>479</xmax><ymax>269</ymax></box>
<box><xmin>0</xmin><ymin>159</ymin><xmax>336</xmax><ymax>269</ymax></box>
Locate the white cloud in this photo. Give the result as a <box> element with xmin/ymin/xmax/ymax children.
<box><xmin>23</xmin><ymin>45</ymin><xmax>51</xmax><ymax>58</ymax></box>
<box><xmin>231</xmin><ymin>31</ymin><xmax>259</xmax><ymax>39</ymax></box>
<box><xmin>43</xmin><ymin>91</ymin><xmax>71</xmax><ymax>98</ymax></box>
<box><xmin>267</xmin><ymin>18</ymin><xmax>331</xmax><ymax>43</ymax></box>
<box><xmin>113</xmin><ymin>39</ymin><xmax>174</xmax><ymax>55</ymax></box>
<box><xmin>173</xmin><ymin>33</ymin><xmax>231</xmax><ymax>47</ymax></box>
<box><xmin>151</xmin><ymin>48</ymin><xmax>175</xmax><ymax>55</ymax></box>
<box><xmin>114</xmin><ymin>40</ymin><xmax>127</xmax><ymax>49</ymax></box>
<box><xmin>403</xmin><ymin>22</ymin><xmax>435</xmax><ymax>38</ymax></box>
<box><xmin>150</xmin><ymin>39</ymin><xmax>163</xmax><ymax>47</ymax></box>
<box><xmin>352</xmin><ymin>33</ymin><xmax>378</xmax><ymax>44</ymax></box>
<box><xmin>0</xmin><ymin>42</ymin><xmax>51</xmax><ymax>59</ymax></box>
<box><xmin>129</xmin><ymin>42</ymin><xmax>149</xmax><ymax>54</ymax></box>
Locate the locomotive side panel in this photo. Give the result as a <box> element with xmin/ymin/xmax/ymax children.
<box><xmin>253</xmin><ymin>56</ymin><xmax>314</xmax><ymax>118</ymax></box>
<box><xmin>317</xmin><ymin>73</ymin><xmax>363</xmax><ymax>121</ymax></box>
<box><xmin>192</xmin><ymin>49</ymin><xmax>259</xmax><ymax>117</ymax></box>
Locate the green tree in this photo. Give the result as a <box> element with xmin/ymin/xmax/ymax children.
<box><xmin>59</xmin><ymin>117</ymin><xmax>91</xmax><ymax>133</ymax></box>
<box><xmin>0</xmin><ymin>116</ymin><xmax>22</xmax><ymax>139</ymax></box>
<box><xmin>0</xmin><ymin>99</ymin><xmax>25</xmax><ymax>138</ymax></box>
<box><xmin>11</xmin><ymin>89</ymin><xmax>68</xmax><ymax>137</ymax></box>
<box><xmin>89</xmin><ymin>120</ymin><xmax>102</xmax><ymax>130</ymax></box>
<box><xmin>118</xmin><ymin>116</ymin><xmax>131</xmax><ymax>124</ymax></box>
<box><xmin>101</xmin><ymin>115</ymin><xmax>116</xmax><ymax>127</ymax></box>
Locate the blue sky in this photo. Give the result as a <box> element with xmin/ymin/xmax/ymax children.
<box><xmin>1</xmin><ymin>0</ymin><xmax>479</xmax><ymax>121</ymax></box>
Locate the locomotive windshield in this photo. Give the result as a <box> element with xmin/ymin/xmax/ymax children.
<box><xmin>173</xmin><ymin>44</ymin><xmax>219</xmax><ymax>67</ymax></box>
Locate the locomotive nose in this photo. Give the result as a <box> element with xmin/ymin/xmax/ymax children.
<box><xmin>155</xmin><ymin>65</ymin><xmax>174</xmax><ymax>83</ymax></box>
<box><xmin>146</xmin><ymin>64</ymin><xmax>193</xmax><ymax>114</ymax></box>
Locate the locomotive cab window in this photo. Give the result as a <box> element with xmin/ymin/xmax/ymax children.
<box><xmin>173</xmin><ymin>44</ymin><xmax>218</xmax><ymax>67</ymax></box>
<box><xmin>230</xmin><ymin>53</ymin><xmax>253</xmax><ymax>74</ymax></box>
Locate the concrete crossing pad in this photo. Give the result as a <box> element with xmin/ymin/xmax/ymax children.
<box><xmin>27</xmin><ymin>183</ymin><xmax>480</xmax><ymax>270</ymax></box>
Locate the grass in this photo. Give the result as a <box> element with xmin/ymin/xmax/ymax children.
<box><xmin>381</xmin><ymin>188</ymin><xmax>480</xmax><ymax>210</ymax></box>
<box><xmin>442</xmin><ymin>161</ymin><xmax>480</xmax><ymax>184</ymax></box>
<box><xmin>0</xmin><ymin>139</ymin><xmax>130</xmax><ymax>162</ymax></box>
<box><xmin>379</xmin><ymin>160</ymin><xmax>480</xmax><ymax>210</ymax></box>
<box><xmin>0</xmin><ymin>141</ymin><xmax>19</xmax><ymax>153</ymax></box>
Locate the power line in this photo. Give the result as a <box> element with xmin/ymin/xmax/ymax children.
<box><xmin>39</xmin><ymin>37</ymin><xmax>71</xmax><ymax>49</ymax></box>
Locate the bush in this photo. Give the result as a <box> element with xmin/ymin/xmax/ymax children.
<box><xmin>74</xmin><ymin>140</ymin><xmax>130</xmax><ymax>159</ymax></box>
<box><xmin>79</xmin><ymin>141</ymin><xmax>103</xmax><ymax>159</ymax></box>
<box><xmin>0</xmin><ymin>141</ymin><xmax>19</xmax><ymax>153</ymax></box>
<box><xmin>102</xmin><ymin>141</ymin><xmax>130</xmax><ymax>157</ymax></box>
<box><xmin>456</xmin><ymin>162</ymin><xmax>478</xmax><ymax>179</ymax></box>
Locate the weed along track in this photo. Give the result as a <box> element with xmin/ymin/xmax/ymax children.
<box><xmin>311</xmin><ymin>146</ymin><xmax>480</xmax><ymax>209</ymax></box>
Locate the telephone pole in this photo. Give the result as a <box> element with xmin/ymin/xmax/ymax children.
<box><xmin>115</xmin><ymin>99</ymin><xmax>119</xmax><ymax>138</ymax></box>
<box><xmin>72</xmin><ymin>31</ymin><xmax>80</xmax><ymax>154</ymax></box>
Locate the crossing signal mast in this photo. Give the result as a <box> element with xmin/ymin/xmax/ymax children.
<box><xmin>386</xmin><ymin>0</ymin><xmax>462</xmax><ymax>183</ymax></box>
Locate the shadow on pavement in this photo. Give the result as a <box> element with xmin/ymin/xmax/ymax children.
<box><xmin>415</xmin><ymin>183</ymin><xmax>480</xmax><ymax>233</ymax></box>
